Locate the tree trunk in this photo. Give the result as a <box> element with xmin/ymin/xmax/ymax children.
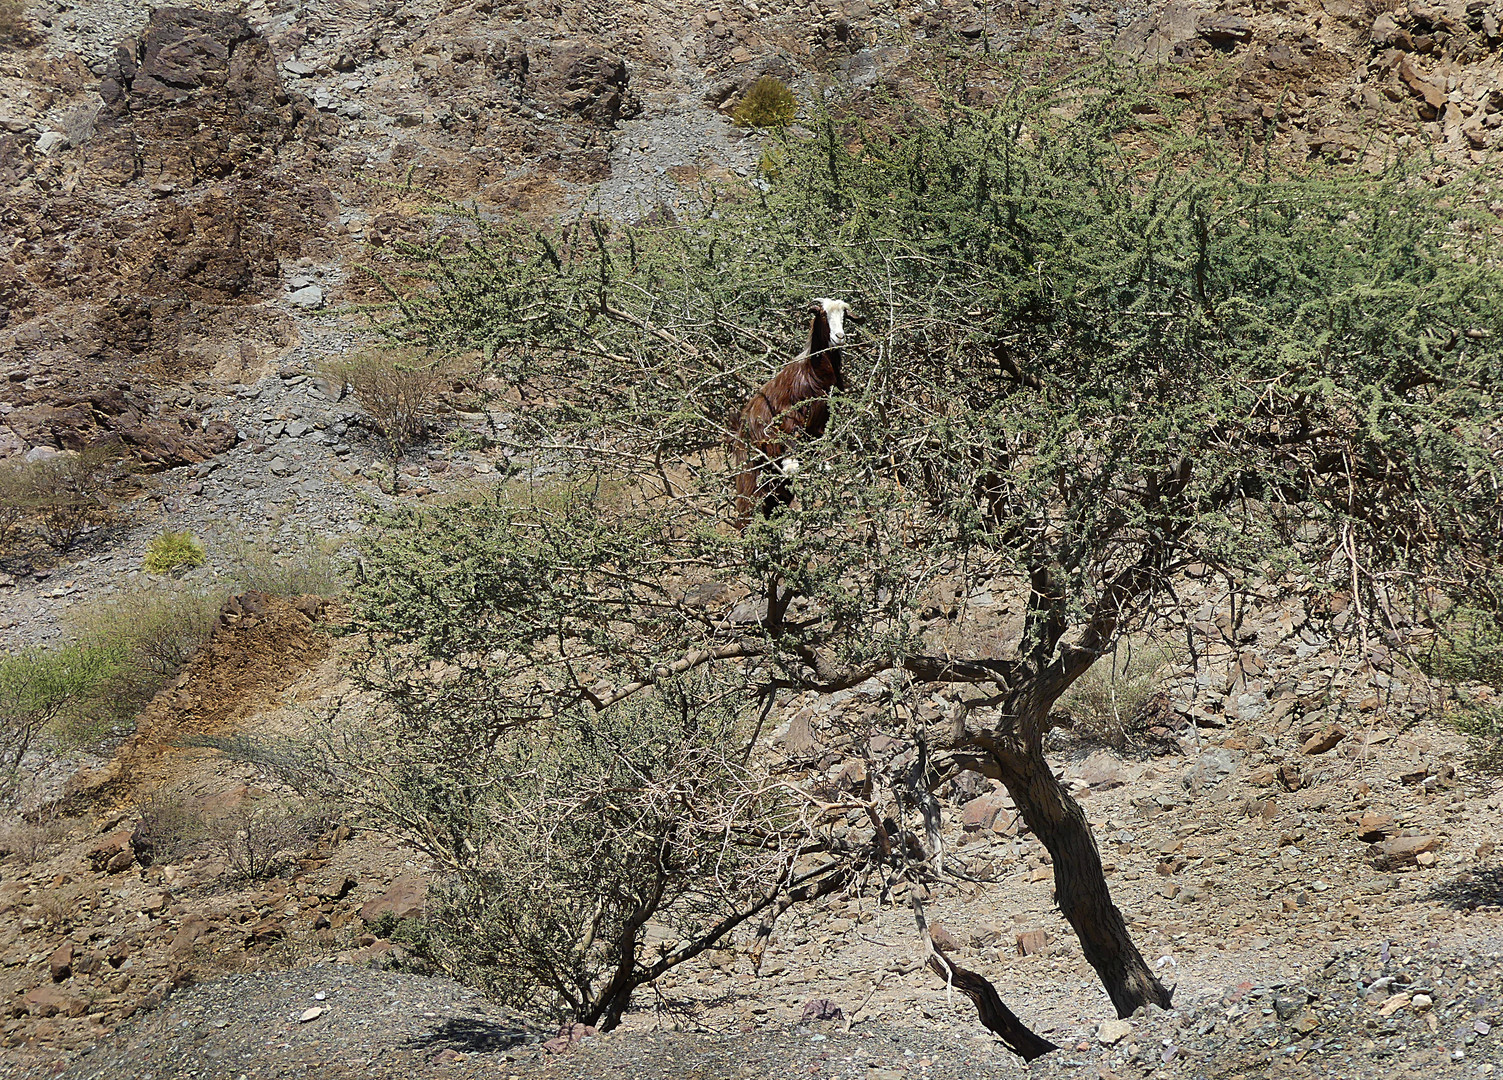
<box><xmin>997</xmin><ymin>737</ymin><xmax>1172</xmax><ymax>1018</ymax></box>
<box><xmin>591</xmin><ymin>979</ymin><xmax>637</xmax><ymax>1033</ymax></box>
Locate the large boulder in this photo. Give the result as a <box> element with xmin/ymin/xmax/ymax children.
<box><xmin>531</xmin><ymin>41</ymin><xmax>641</xmax><ymax>127</ymax></box>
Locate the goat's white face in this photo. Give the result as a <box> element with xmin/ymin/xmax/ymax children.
<box><xmin>814</xmin><ymin>298</ymin><xmax>851</xmax><ymax>348</ymax></box>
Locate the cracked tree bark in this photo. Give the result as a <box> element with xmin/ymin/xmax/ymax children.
<box><xmin>989</xmin><ymin>723</ymin><xmax>1173</xmax><ymax>1017</ymax></box>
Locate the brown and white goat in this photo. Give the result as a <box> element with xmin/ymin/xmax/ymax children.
<box><xmin>731</xmin><ymin>298</ymin><xmax>851</xmax><ymax>531</ymax></box>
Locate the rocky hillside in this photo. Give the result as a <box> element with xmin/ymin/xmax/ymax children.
<box><xmin>0</xmin><ymin>0</ymin><xmax>1500</xmax><ymax>1076</ymax></box>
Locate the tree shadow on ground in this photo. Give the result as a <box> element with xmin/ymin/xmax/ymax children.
<box><xmin>402</xmin><ymin>1017</ymin><xmax>533</xmax><ymax>1054</ymax></box>
<box><xmin>1426</xmin><ymin>864</ymin><xmax>1503</xmax><ymax>909</ymax></box>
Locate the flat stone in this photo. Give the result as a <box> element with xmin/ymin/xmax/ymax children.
<box><xmin>48</xmin><ymin>942</ymin><xmax>73</xmax><ymax>983</ymax></box>
<box><xmin>1097</xmin><ymin>1018</ymin><xmax>1132</xmax><ymax>1045</ymax></box>
<box><xmin>1371</xmin><ymin>834</ymin><xmax>1441</xmax><ymax>867</ymax></box>
<box><xmin>358</xmin><ymin>876</ymin><xmax>427</xmax><ymax>924</ymax></box>
<box><xmin>961</xmin><ymin>793</ymin><xmax>1008</xmax><ymax>832</ymax></box>
<box><xmin>1016</xmin><ymin>929</ymin><xmax>1049</xmax><ymax>956</ymax></box>
<box><xmin>287</xmin><ymin>285</ymin><xmax>324</xmax><ymax>309</ymax></box>
<box><xmin>1356</xmin><ymin>813</ymin><xmax>1396</xmax><ymax>842</ymax></box>
<box><xmin>35</xmin><ymin>131</ymin><xmax>67</xmax><ymax>155</ymax></box>
<box><xmin>1301</xmin><ymin>725</ymin><xmax>1346</xmax><ymax>755</ymax></box>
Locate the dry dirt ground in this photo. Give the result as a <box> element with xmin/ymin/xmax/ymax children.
<box><xmin>0</xmin><ymin>577</ymin><xmax>1499</xmax><ymax>1078</ymax></box>
<box><xmin>1</xmin><ymin>0</ymin><xmax>1502</xmax><ymax>1076</ymax></box>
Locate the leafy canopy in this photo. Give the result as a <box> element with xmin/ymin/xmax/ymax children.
<box><xmin>370</xmin><ymin>64</ymin><xmax>1501</xmax><ymax>708</ymax></box>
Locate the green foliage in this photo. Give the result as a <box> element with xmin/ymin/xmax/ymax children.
<box><xmin>0</xmin><ymin>644</ymin><xmax>124</xmax><ymax>803</ymax></box>
<box><xmin>351</xmin><ymin>57</ymin><xmax>1503</xmax><ymax>1026</ymax></box>
<box><xmin>143</xmin><ymin>530</ymin><xmax>206</xmax><ymax>573</ymax></box>
<box><xmin>733</xmin><ymin>76</ymin><xmax>798</xmax><ymax>128</ymax></box>
<box><xmin>382</xmin><ymin>61</ymin><xmax>1502</xmax><ymax>697</ymax></box>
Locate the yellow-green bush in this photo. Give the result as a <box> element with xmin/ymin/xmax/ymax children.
<box><xmin>144</xmin><ymin>530</ymin><xmax>206</xmax><ymax>573</ymax></box>
<box><xmin>732</xmin><ymin>76</ymin><xmax>797</xmax><ymax>128</ymax></box>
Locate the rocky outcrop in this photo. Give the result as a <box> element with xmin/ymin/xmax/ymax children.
<box><xmin>531</xmin><ymin>41</ymin><xmax>642</xmax><ymax>127</ymax></box>
<box><xmin>0</xmin><ymin>7</ymin><xmax>335</xmax><ymax>466</ymax></box>
<box><xmin>2</xmin><ymin>387</ymin><xmax>238</xmax><ymax>468</ymax></box>
<box><xmin>89</xmin><ymin>8</ymin><xmax>319</xmax><ymax>189</ymax></box>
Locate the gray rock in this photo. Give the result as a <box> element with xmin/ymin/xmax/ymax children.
<box><xmin>1185</xmin><ymin>747</ymin><xmax>1242</xmax><ymax>789</ymax></box>
<box><xmin>35</xmin><ymin>131</ymin><xmax>68</xmax><ymax>156</ymax></box>
<box><xmin>287</xmin><ymin>285</ymin><xmax>324</xmax><ymax>309</ymax></box>
<box><xmin>268</xmin><ymin>456</ymin><xmax>294</xmax><ymax>476</ymax></box>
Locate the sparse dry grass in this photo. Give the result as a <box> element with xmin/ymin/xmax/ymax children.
<box><xmin>219</xmin><ymin>531</ymin><xmax>348</xmax><ymax>598</ymax></box>
<box><xmin>1058</xmin><ymin>640</ymin><xmax>1173</xmax><ymax>751</ymax></box>
<box><xmin>319</xmin><ymin>348</ymin><xmax>451</xmax><ymax>458</ymax></box>
<box><xmin>0</xmin><ymin>817</ymin><xmax>69</xmax><ymax>866</ymax></box>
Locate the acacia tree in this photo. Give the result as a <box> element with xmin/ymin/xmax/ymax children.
<box><xmin>354</xmin><ymin>63</ymin><xmax>1503</xmax><ymax>1051</ymax></box>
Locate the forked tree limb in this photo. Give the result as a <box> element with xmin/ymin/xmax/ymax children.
<box><xmin>926</xmin><ymin>950</ymin><xmax>1059</xmax><ymax>1061</ymax></box>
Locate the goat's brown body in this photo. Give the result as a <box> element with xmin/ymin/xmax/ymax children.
<box><xmin>732</xmin><ymin>301</ymin><xmax>847</xmax><ymax>530</ymax></box>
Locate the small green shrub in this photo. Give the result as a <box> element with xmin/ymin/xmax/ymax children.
<box><xmin>0</xmin><ymin>644</ymin><xmax>124</xmax><ymax>804</ymax></box>
<box><xmin>732</xmin><ymin>76</ymin><xmax>798</xmax><ymax>128</ymax></box>
<box><xmin>143</xmin><ymin>530</ymin><xmax>206</xmax><ymax>574</ymax></box>
<box><xmin>1058</xmin><ymin>642</ymin><xmax>1170</xmax><ymax>751</ymax></box>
